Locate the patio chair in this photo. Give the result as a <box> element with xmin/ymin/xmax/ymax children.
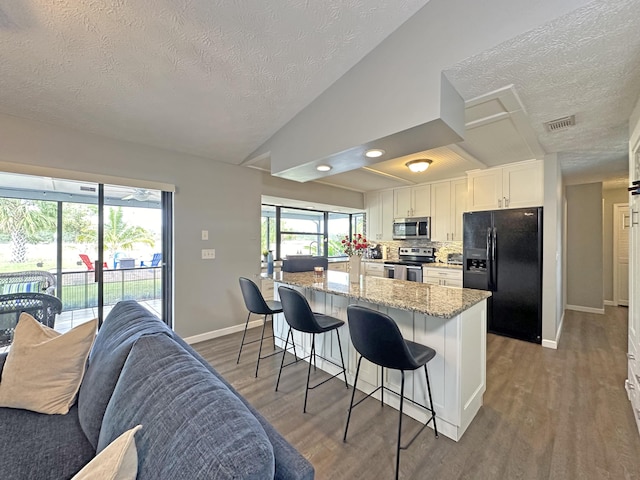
<box><xmin>0</xmin><ymin>270</ymin><xmax>57</xmax><ymax>295</ymax></box>
<box><xmin>151</xmin><ymin>253</ymin><xmax>162</xmax><ymax>267</ymax></box>
<box><xmin>0</xmin><ymin>292</ymin><xmax>63</xmax><ymax>348</ymax></box>
<box><xmin>79</xmin><ymin>254</ymin><xmax>108</xmax><ymax>270</ymax></box>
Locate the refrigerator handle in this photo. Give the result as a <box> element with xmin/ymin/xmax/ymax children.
<box><xmin>491</xmin><ymin>227</ymin><xmax>497</xmax><ymax>290</ymax></box>
<box><xmin>486</xmin><ymin>227</ymin><xmax>492</xmax><ymax>289</ymax></box>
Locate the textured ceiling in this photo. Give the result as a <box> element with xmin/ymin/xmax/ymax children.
<box><xmin>0</xmin><ymin>0</ymin><xmax>430</xmax><ymax>163</ymax></box>
<box><xmin>444</xmin><ymin>0</ymin><xmax>640</xmax><ymax>184</ymax></box>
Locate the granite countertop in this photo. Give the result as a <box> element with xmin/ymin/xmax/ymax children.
<box><xmin>424</xmin><ymin>263</ymin><xmax>463</xmax><ymax>270</ymax></box>
<box><xmin>271</xmin><ymin>270</ymin><xmax>490</xmax><ymax>319</ymax></box>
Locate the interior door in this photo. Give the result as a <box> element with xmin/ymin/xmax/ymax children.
<box><xmin>614</xmin><ymin>204</ymin><xmax>630</xmax><ymax>306</ymax></box>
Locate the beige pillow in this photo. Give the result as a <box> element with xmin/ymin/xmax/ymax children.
<box><xmin>72</xmin><ymin>425</ymin><xmax>142</xmax><ymax>480</ymax></box>
<box><xmin>0</xmin><ymin>313</ymin><xmax>97</xmax><ymax>414</ymax></box>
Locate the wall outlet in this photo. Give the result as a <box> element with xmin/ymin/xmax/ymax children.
<box><xmin>201</xmin><ymin>248</ymin><xmax>215</xmax><ymax>260</ymax></box>
<box><xmin>202</xmin><ymin>230</ymin><xmax>209</xmax><ymax>241</ymax></box>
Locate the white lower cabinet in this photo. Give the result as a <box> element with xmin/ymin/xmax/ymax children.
<box><xmin>273</xmin><ymin>283</ymin><xmax>487</xmax><ymax>441</ymax></box>
<box><xmin>328</xmin><ymin>261</ymin><xmax>348</xmax><ymax>272</ymax></box>
<box><xmin>363</xmin><ymin>262</ymin><xmax>385</xmax><ymax>277</ymax></box>
<box><xmin>423</xmin><ymin>267</ymin><xmax>463</xmax><ymax>287</ymax></box>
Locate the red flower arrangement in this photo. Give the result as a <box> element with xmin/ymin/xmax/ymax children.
<box><xmin>341</xmin><ymin>234</ymin><xmax>369</xmax><ymax>256</ymax></box>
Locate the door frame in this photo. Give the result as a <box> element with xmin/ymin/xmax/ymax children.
<box><xmin>613</xmin><ymin>202</ymin><xmax>630</xmax><ymax>306</ymax></box>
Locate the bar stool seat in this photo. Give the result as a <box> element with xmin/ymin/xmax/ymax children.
<box><xmin>344</xmin><ymin>304</ymin><xmax>438</xmax><ymax>480</ymax></box>
<box><xmin>275</xmin><ymin>285</ymin><xmax>348</xmax><ymax>413</ymax></box>
<box><xmin>237</xmin><ymin>277</ymin><xmax>290</xmax><ymax>378</ymax></box>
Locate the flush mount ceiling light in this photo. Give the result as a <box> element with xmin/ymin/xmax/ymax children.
<box><xmin>405</xmin><ymin>159</ymin><xmax>433</xmax><ymax>173</ymax></box>
<box><xmin>365</xmin><ymin>149</ymin><xmax>385</xmax><ymax>158</ymax></box>
<box><xmin>316</xmin><ymin>165</ymin><xmax>332</xmax><ymax>172</ymax></box>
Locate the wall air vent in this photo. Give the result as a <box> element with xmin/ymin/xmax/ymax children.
<box><xmin>80</xmin><ymin>186</ymin><xmax>96</xmax><ymax>192</ymax></box>
<box><xmin>544</xmin><ymin>115</ymin><xmax>575</xmax><ymax>132</ymax></box>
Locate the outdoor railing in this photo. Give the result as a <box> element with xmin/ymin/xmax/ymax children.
<box><xmin>59</xmin><ymin>266</ymin><xmax>162</xmax><ymax>310</ymax></box>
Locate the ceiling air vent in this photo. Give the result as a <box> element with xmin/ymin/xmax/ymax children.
<box><xmin>80</xmin><ymin>186</ymin><xmax>96</xmax><ymax>192</ymax></box>
<box><xmin>544</xmin><ymin>115</ymin><xmax>575</xmax><ymax>132</ymax></box>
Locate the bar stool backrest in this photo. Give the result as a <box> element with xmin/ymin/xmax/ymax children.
<box><xmin>347</xmin><ymin>305</ymin><xmax>418</xmax><ymax>371</ymax></box>
<box><xmin>277</xmin><ymin>286</ymin><xmax>321</xmax><ymax>334</ymax></box>
<box><xmin>238</xmin><ymin>277</ymin><xmax>271</xmax><ymax>315</ymax></box>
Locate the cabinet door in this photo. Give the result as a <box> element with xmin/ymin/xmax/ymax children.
<box><xmin>451</xmin><ymin>179</ymin><xmax>468</xmax><ymax>241</ymax></box>
<box><xmin>503</xmin><ymin>161</ymin><xmax>543</xmax><ymax>208</ymax></box>
<box><xmin>380</xmin><ymin>190</ymin><xmax>394</xmax><ymax>241</ymax></box>
<box><xmin>394</xmin><ymin>187</ymin><xmax>412</xmax><ymax>218</ymax></box>
<box><xmin>467</xmin><ymin>169</ymin><xmax>503</xmax><ymax>211</ymax></box>
<box><xmin>430</xmin><ymin>181</ymin><xmax>451</xmax><ymax>242</ymax></box>
<box><xmin>412</xmin><ymin>184</ymin><xmax>431</xmax><ymax>217</ymax></box>
<box><xmin>365</xmin><ymin>192</ymin><xmax>381</xmax><ymax>241</ymax></box>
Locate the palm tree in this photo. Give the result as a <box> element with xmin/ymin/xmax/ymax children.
<box><xmin>103</xmin><ymin>207</ymin><xmax>155</xmax><ymax>258</ymax></box>
<box><xmin>0</xmin><ymin>199</ymin><xmax>56</xmax><ymax>263</ymax></box>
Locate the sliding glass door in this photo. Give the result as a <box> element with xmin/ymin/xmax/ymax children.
<box><xmin>0</xmin><ymin>172</ymin><xmax>172</xmax><ymax>330</ymax></box>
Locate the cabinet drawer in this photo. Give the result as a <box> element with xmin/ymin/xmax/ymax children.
<box><xmin>329</xmin><ymin>262</ymin><xmax>348</xmax><ymax>272</ymax></box>
<box><xmin>423</xmin><ymin>268</ymin><xmax>463</xmax><ymax>281</ymax></box>
<box><xmin>364</xmin><ymin>263</ymin><xmax>385</xmax><ymax>277</ymax></box>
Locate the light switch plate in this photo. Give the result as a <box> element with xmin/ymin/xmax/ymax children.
<box><xmin>201</xmin><ymin>248</ymin><xmax>215</xmax><ymax>260</ymax></box>
<box><xmin>202</xmin><ymin>230</ymin><xmax>209</xmax><ymax>241</ymax></box>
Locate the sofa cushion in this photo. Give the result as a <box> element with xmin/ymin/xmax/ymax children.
<box><xmin>0</xmin><ymin>314</ymin><xmax>97</xmax><ymax>415</ymax></box>
<box><xmin>173</xmin><ymin>335</ymin><xmax>316</xmax><ymax>480</ymax></box>
<box><xmin>0</xmin><ymin>403</ymin><xmax>95</xmax><ymax>479</ymax></box>
<box><xmin>99</xmin><ymin>334</ymin><xmax>275</xmax><ymax>480</ymax></box>
<box><xmin>72</xmin><ymin>425</ymin><xmax>141</xmax><ymax>480</ymax></box>
<box><xmin>78</xmin><ymin>301</ymin><xmax>173</xmax><ymax>449</ymax></box>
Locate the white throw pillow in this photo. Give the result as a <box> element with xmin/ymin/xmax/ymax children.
<box><xmin>72</xmin><ymin>425</ymin><xmax>142</xmax><ymax>480</ymax></box>
<box><xmin>0</xmin><ymin>313</ymin><xmax>97</xmax><ymax>414</ymax></box>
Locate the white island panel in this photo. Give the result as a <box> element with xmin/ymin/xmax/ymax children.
<box><xmin>272</xmin><ymin>272</ymin><xmax>489</xmax><ymax>442</ymax></box>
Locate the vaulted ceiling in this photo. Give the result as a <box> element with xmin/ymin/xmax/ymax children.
<box><xmin>0</xmin><ymin>0</ymin><xmax>638</xmax><ymax>194</ymax></box>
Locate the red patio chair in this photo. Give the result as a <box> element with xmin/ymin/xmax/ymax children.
<box><xmin>79</xmin><ymin>254</ymin><xmax>108</xmax><ymax>270</ymax></box>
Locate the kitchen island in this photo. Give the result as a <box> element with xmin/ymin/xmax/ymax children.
<box><xmin>271</xmin><ymin>270</ymin><xmax>491</xmax><ymax>441</ymax></box>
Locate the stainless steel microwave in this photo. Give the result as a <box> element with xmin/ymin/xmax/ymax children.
<box><xmin>392</xmin><ymin>217</ymin><xmax>431</xmax><ymax>240</ymax></box>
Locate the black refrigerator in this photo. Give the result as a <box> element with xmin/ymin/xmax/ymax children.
<box><xmin>463</xmin><ymin>207</ymin><xmax>543</xmax><ymax>344</ymax></box>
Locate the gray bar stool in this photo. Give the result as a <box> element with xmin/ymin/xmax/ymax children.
<box><xmin>275</xmin><ymin>286</ymin><xmax>348</xmax><ymax>413</ymax></box>
<box><xmin>237</xmin><ymin>277</ymin><xmax>291</xmax><ymax>377</ymax></box>
<box><xmin>344</xmin><ymin>305</ymin><xmax>438</xmax><ymax>480</ymax></box>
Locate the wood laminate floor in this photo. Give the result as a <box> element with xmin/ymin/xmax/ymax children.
<box><xmin>192</xmin><ymin>306</ymin><xmax>640</xmax><ymax>480</ymax></box>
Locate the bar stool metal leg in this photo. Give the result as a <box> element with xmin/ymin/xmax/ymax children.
<box><xmin>395</xmin><ymin>371</ymin><xmax>408</xmax><ymax>480</ymax></box>
<box><xmin>236</xmin><ymin>311</ymin><xmax>252</xmax><ymax>364</ymax></box>
<box><xmin>425</xmin><ymin>364</ymin><xmax>439</xmax><ymax>438</ymax></box>
<box><xmin>303</xmin><ymin>334</ymin><xmax>316</xmax><ymax>413</ymax></box>
<box><xmin>275</xmin><ymin>327</ymin><xmax>293</xmax><ymax>392</ymax></box>
<box><xmin>343</xmin><ymin>355</ymin><xmax>363</xmax><ymax>442</ymax></box>
<box><xmin>254</xmin><ymin>314</ymin><xmax>269</xmax><ymax>378</ymax></box>
<box><xmin>336</xmin><ymin>329</ymin><xmax>349</xmax><ymax>388</ymax></box>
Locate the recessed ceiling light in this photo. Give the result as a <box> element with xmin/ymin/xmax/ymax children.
<box><xmin>365</xmin><ymin>149</ymin><xmax>385</xmax><ymax>158</ymax></box>
<box><xmin>406</xmin><ymin>159</ymin><xmax>433</xmax><ymax>173</ymax></box>
<box><xmin>316</xmin><ymin>165</ymin><xmax>332</xmax><ymax>172</ymax></box>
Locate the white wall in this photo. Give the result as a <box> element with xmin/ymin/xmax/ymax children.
<box><xmin>566</xmin><ymin>182</ymin><xmax>604</xmax><ymax>312</ymax></box>
<box><xmin>542</xmin><ymin>154</ymin><xmax>565</xmax><ymax>347</ymax></box>
<box><xmin>0</xmin><ymin>113</ymin><xmax>360</xmax><ymax>338</ymax></box>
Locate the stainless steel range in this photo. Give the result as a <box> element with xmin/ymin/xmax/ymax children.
<box><xmin>383</xmin><ymin>247</ymin><xmax>435</xmax><ymax>282</ymax></box>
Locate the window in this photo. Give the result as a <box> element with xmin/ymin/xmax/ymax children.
<box><xmin>280</xmin><ymin>208</ymin><xmax>324</xmax><ymax>258</ymax></box>
<box><xmin>261</xmin><ymin>205</ymin><xmax>365</xmax><ymax>260</ymax></box>
<box><xmin>327</xmin><ymin>213</ymin><xmax>350</xmax><ymax>257</ymax></box>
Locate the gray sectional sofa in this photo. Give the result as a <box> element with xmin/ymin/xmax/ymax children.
<box><xmin>0</xmin><ymin>300</ymin><xmax>314</xmax><ymax>479</ymax></box>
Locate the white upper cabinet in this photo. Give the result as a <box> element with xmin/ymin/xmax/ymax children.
<box><xmin>430</xmin><ymin>178</ymin><xmax>467</xmax><ymax>242</ymax></box>
<box><xmin>394</xmin><ymin>184</ymin><xmax>431</xmax><ymax>218</ymax></box>
<box><xmin>467</xmin><ymin>160</ymin><xmax>543</xmax><ymax>211</ymax></box>
<box><xmin>451</xmin><ymin>178</ymin><xmax>468</xmax><ymax>241</ymax></box>
<box><xmin>366</xmin><ymin>189</ymin><xmax>394</xmax><ymax>242</ymax></box>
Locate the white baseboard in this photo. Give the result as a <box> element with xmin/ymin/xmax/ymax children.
<box><xmin>566</xmin><ymin>304</ymin><xmax>605</xmax><ymax>315</ymax></box>
<box><xmin>604</xmin><ymin>300</ymin><xmax>616</xmax><ymax>306</ymax></box>
<box><xmin>184</xmin><ymin>319</ymin><xmax>263</xmax><ymax>345</ymax></box>
<box><xmin>541</xmin><ymin>311</ymin><xmax>564</xmax><ymax>350</ymax></box>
